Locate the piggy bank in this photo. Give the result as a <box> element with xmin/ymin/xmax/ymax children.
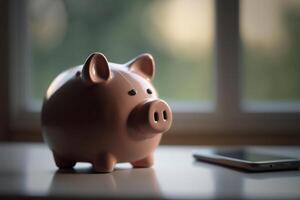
<box><xmin>41</xmin><ymin>53</ymin><xmax>172</xmax><ymax>173</ymax></box>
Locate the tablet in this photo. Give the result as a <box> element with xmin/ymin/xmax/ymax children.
<box><xmin>193</xmin><ymin>148</ymin><xmax>300</xmax><ymax>172</ymax></box>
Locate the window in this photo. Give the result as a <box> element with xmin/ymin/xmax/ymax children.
<box><xmin>28</xmin><ymin>0</ymin><xmax>215</xmax><ymax>110</ymax></box>
<box><xmin>9</xmin><ymin>0</ymin><xmax>300</xmax><ymax>135</ymax></box>
<box><xmin>241</xmin><ymin>0</ymin><xmax>300</xmax><ymax>111</ymax></box>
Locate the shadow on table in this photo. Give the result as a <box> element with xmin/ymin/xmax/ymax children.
<box><xmin>193</xmin><ymin>160</ymin><xmax>300</xmax><ymax>199</ymax></box>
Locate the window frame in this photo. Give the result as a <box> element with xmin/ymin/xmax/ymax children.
<box><xmin>9</xmin><ymin>0</ymin><xmax>300</xmax><ymax>138</ymax></box>
<box><xmin>0</xmin><ymin>0</ymin><xmax>10</xmax><ymax>140</ymax></box>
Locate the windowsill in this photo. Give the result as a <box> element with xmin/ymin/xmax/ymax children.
<box><xmin>243</xmin><ymin>101</ymin><xmax>300</xmax><ymax>112</ymax></box>
<box><xmin>8</xmin><ymin>129</ymin><xmax>300</xmax><ymax>145</ymax></box>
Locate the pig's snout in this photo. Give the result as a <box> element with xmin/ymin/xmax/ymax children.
<box><xmin>148</xmin><ymin>100</ymin><xmax>172</xmax><ymax>132</ymax></box>
<box><xmin>129</xmin><ymin>100</ymin><xmax>172</xmax><ymax>134</ymax></box>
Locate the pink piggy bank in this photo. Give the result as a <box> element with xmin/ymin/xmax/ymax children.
<box><xmin>41</xmin><ymin>53</ymin><xmax>172</xmax><ymax>173</ymax></box>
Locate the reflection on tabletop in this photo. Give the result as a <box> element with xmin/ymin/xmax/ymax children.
<box><xmin>48</xmin><ymin>165</ymin><xmax>161</xmax><ymax>198</ymax></box>
<box><xmin>0</xmin><ymin>144</ymin><xmax>300</xmax><ymax>199</ymax></box>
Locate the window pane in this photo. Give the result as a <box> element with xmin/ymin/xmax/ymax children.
<box><xmin>241</xmin><ymin>0</ymin><xmax>300</xmax><ymax>110</ymax></box>
<box><xmin>28</xmin><ymin>0</ymin><xmax>214</xmax><ymax>108</ymax></box>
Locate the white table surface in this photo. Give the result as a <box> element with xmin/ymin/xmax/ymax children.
<box><xmin>0</xmin><ymin>143</ymin><xmax>300</xmax><ymax>199</ymax></box>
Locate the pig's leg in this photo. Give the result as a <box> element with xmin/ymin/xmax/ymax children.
<box><xmin>53</xmin><ymin>152</ymin><xmax>76</xmax><ymax>169</ymax></box>
<box><xmin>131</xmin><ymin>154</ymin><xmax>154</xmax><ymax>168</ymax></box>
<box><xmin>93</xmin><ymin>152</ymin><xmax>116</xmax><ymax>173</ymax></box>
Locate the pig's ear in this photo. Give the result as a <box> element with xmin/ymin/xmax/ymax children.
<box><xmin>82</xmin><ymin>53</ymin><xmax>111</xmax><ymax>84</ymax></box>
<box><xmin>127</xmin><ymin>53</ymin><xmax>155</xmax><ymax>80</ymax></box>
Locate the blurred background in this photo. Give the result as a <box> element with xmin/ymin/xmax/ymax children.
<box><xmin>29</xmin><ymin>0</ymin><xmax>215</xmax><ymax>106</ymax></box>
<box><xmin>0</xmin><ymin>0</ymin><xmax>300</xmax><ymax>144</ymax></box>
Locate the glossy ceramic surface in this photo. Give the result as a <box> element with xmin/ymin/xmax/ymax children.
<box><xmin>41</xmin><ymin>53</ymin><xmax>172</xmax><ymax>173</ymax></box>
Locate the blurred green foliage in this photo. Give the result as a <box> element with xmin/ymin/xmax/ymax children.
<box><xmin>30</xmin><ymin>0</ymin><xmax>213</xmax><ymax>102</ymax></box>
<box><xmin>243</xmin><ymin>6</ymin><xmax>300</xmax><ymax>102</ymax></box>
<box><xmin>30</xmin><ymin>0</ymin><xmax>300</xmax><ymax>105</ymax></box>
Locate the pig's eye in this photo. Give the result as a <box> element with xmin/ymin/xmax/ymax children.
<box><xmin>75</xmin><ymin>71</ymin><xmax>81</xmax><ymax>77</ymax></box>
<box><xmin>147</xmin><ymin>89</ymin><xmax>152</xmax><ymax>94</ymax></box>
<box><xmin>128</xmin><ymin>89</ymin><xmax>137</xmax><ymax>96</ymax></box>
